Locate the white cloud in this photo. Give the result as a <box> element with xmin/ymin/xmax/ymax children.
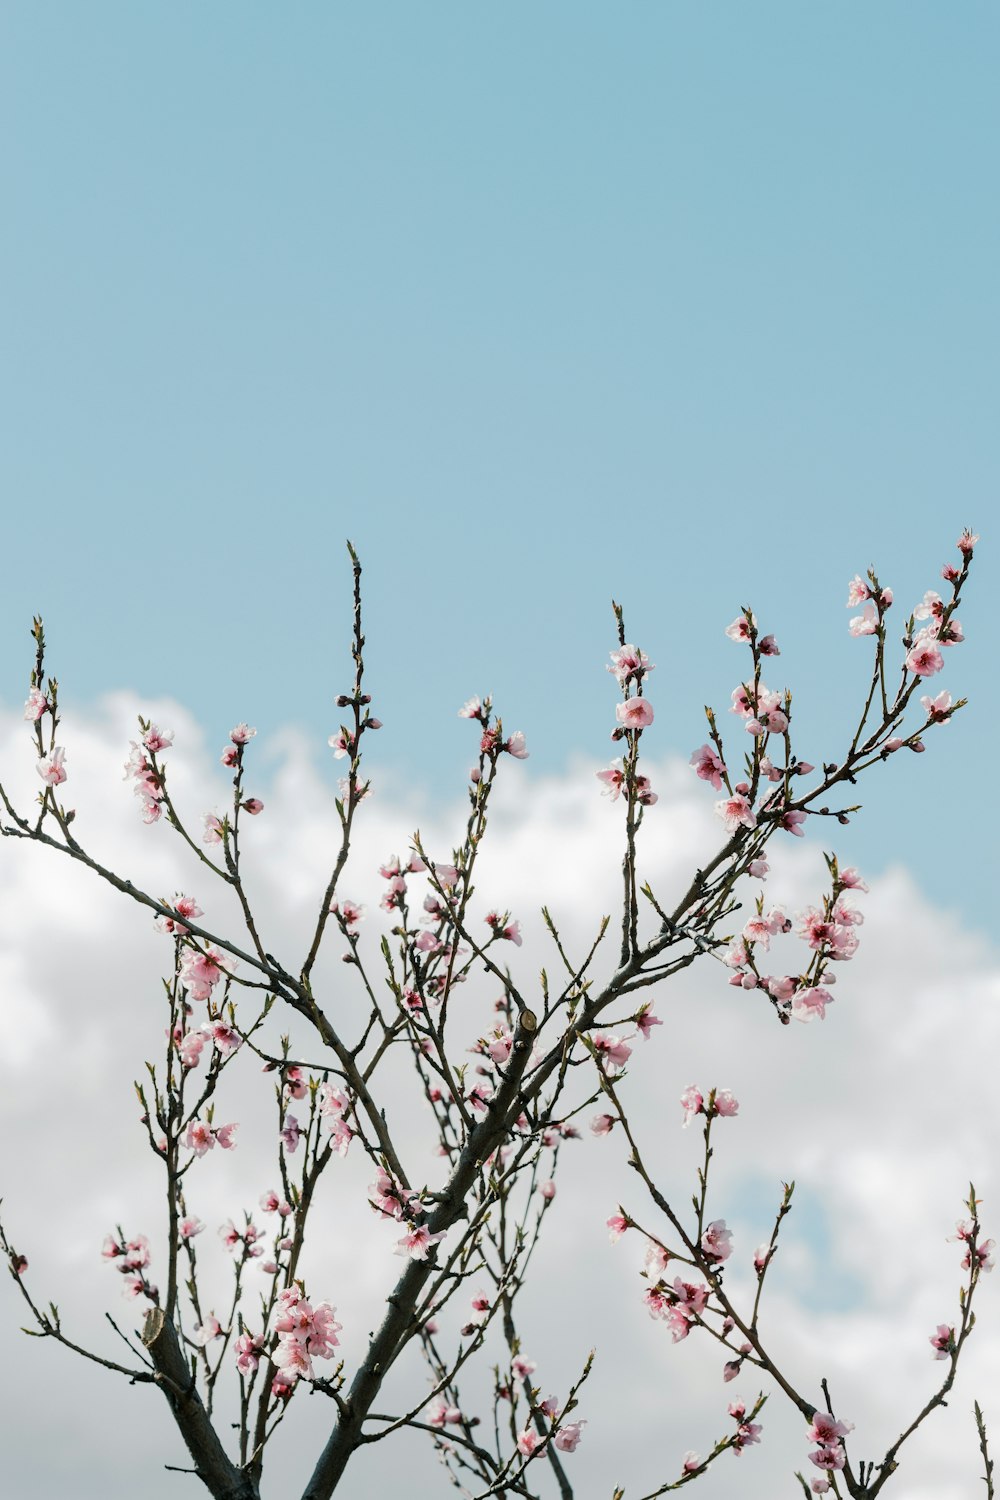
<box><xmin>0</xmin><ymin>700</ymin><xmax>997</xmax><ymax>1499</ymax></box>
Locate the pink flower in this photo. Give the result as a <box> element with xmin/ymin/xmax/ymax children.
<box><xmin>457</xmin><ymin>697</ymin><xmax>483</xmax><ymax>720</ymax></box>
<box><xmin>179</xmin><ymin>945</ymin><xmax>230</xmax><ymax>1001</ymax></box>
<box><xmin>554</xmin><ymin>1422</ymin><xmax>585</xmax><ymax>1453</ymax></box>
<box><xmin>330</xmin><ymin>898</ymin><xmax>365</xmax><ymax>931</ymax></box>
<box><xmin>328</xmin><ymin>729</ymin><xmax>355</xmax><ymax>759</ymax></box>
<box><xmin>192</xmin><ymin>1314</ymin><xmax>223</xmax><ymax>1346</ymax></box>
<box><xmin>846</xmin><ymin>576</ymin><xmax>870</xmax><ymax>606</ymax></box>
<box><xmin>241</xmin><ymin>798</ymin><xmax>264</xmax><ymax>815</ymax></box>
<box><xmin>539</xmin><ymin>1180</ymin><xmax>556</xmax><ymax>1201</ymax></box>
<box><xmin>839</xmin><ymin>866</ymin><xmax>869</xmax><ymax>891</ymax></box>
<box><xmin>715</xmin><ymin>793</ymin><xmax>756</xmax><ymax>831</ymax></box>
<box><xmin>806</xmin><ymin>1412</ymin><xmax>854</xmax><ymax>1445</ymax></box>
<box><xmin>725</xmin><ymin>615</ymin><xmax>752</xmax><ymax>643</ymax></box>
<box><xmin>230</xmin><ymin>724</ymin><xmax>256</xmax><ymax>745</ymax></box>
<box><xmin>221</xmin><ymin>745</ymin><xmax>239</xmax><ymax>768</ymax></box>
<box><xmin>281</xmin><ymin>1114</ymin><xmax>302</xmax><ymax>1154</ymax></box>
<box><xmin>712</xmin><ymin>1089</ymin><xmax>739</xmax><ymax>1118</ymax></box>
<box><xmin>214</xmin><ymin>1122</ymin><xmax>238</xmax><ymax>1150</ymax></box>
<box><xmin>957</xmin><ymin>528</ymin><xmax>979</xmax><ymax>555</ymax></box>
<box><xmin>596</xmin><ymin>762</ymin><xmax>626</xmax><ymax>800</ymax></box>
<box><xmin>517</xmin><ymin>1429</ymin><xmax>542</xmax><ymax>1458</ymax></box>
<box><xmin>23</xmin><ymin>687</ymin><xmax>48</xmax><ymax>721</ymax></box>
<box><xmin>929</xmin><ymin>1323</ymin><xmax>952</xmax><ymax>1359</ymax></box>
<box><xmin>759</xmin><ymin>634</ymin><xmax>780</xmax><ymax>656</ymax></box>
<box><xmin>779</xmin><ymin>808</ymin><xmax>807</xmax><ymax>837</ymax></box>
<box><xmin>607</xmin><ymin>1214</ymin><xmax>629</xmax><ymax>1242</ymax></box>
<box><xmin>395</xmin><ymin>1224</ymin><xmax>446</xmax><ymax>1260</ymax></box>
<box><xmin>849</xmin><ymin>604</ymin><xmax>879</xmax><ymax>637</ymax></box>
<box><xmin>179</xmin><ymin>1217</ymin><xmax>204</xmax><ymax>1239</ymax></box>
<box><xmin>592</xmin><ymin>1033</ymin><xmax>632</xmax><ymax>1072</ymax></box>
<box><xmin>921</xmin><ymin>690</ymin><xmax>953</xmax><ymax>724</ymax></box>
<box><xmin>36</xmin><ymin>747</ymin><xmax>67</xmax><ymax>786</ymax></box>
<box><xmin>701</xmin><ymin>1220</ymin><xmax>733</xmax><ymax>1263</ymax></box>
<box><xmin>615</xmin><ymin>698</ymin><xmax>654</xmax><ymax>730</ymax></box>
<box><xmin>690</xmin><ymin>744</ymin><xmax>727</xmax><ymax>790</ymax></box>
<box><xmin>591</xmin><ymin>1113</ymin><xmax>616</xmax><ymax>1137</ymax></box>
<box><xmin>682</xmin><ymin>1452</ymin><xmax>702</xmax><ymax>1474</ymax></box>
<box><xmin>906</xmin><ymin>641</ymin><xmax>944</xmax><ymax>677</ymax></box>
<box><xmin>183</xmin><ymin>1120</ymin><xmax>215</xmax><ymax>1157</ymax></box>
<box><xmin>680</xmin><ymin>1085</ymin><xmax>704</xmax><ymax>1126</ymax></box>
<box><xmin>143</xmin><ymin>724</ymin><xmax>173</xmax><ymax>752</ymax></box>
<box><xmin>791</xmin><ymin>986</ymin><xmax>834</xmax><ymax>1022</ymax></box>
<box><xmin>636</xmin><ymin>1006</ymin><xmax>662</xmax><ymax>1041</ymax></box>
<box><xmin>608</xmin><ymin>644</ymin><xmax>654</xmax><ymax>682</ymax></box>
<box><xmin>434</xmin><ymin>863</ymin><xmax>460</xmax><ymax>889</ymax></box>
<box><xmin>504</xmin><ymin>731</ymin><xmax>529</xmax><ymax>759</ymax></box>
<box><xmin>202</xmin><ymin>813</ymin><xmax>224</xmax><ymax>845</ymax></box>
<box><xmin>235</xmin><ymin>1331</ymin><xmax>265</xmax><ymax>1375</ymax></box>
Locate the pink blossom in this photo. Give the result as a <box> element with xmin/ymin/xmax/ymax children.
<box><xmin>713</xmin><ymin>1089</ymin><xmax>739</xmax><ymax>1118</ymax></box>
<box><xmin>214</xmin><ymin>1122</ymin><xmax>238</xmax><ymax>1150</ymax></box>
<box><xmin>241</xmin><ymin>798</ymin><xmax>264</xmax><ymax>815</ymax></box>
<box><xmin>192</xmin><ymin>1314</ymin><xmax>223</xmax><ymax>1346</ymax></box>
<box><xmin>395</xmin><ymin>1224</ymin><xmax>446</xmax><ymax>1260</ymax></box>
<box><xmin>330</xmin><ymin>898</ymin><xmax>365</xmax><ymax>931</ymax></box>
<box><xmin>607</xmin><ymin>1214</ymin><xmax>629</xmax><ymax>1242</ymax></box>
<box><xmin>36</xmin><ymin>747</ymin><xmax>67</xmax><ymax>786</ymax></box>
<box><xmin>634</xmin><ymin>773</ymin><xmax>658</xmax><ymax>806</ymax></box>
<box><xmin>539</xmin><ymin>1180</ymin><xmax>556</xmax><ymax>1201</ymax></box>
<box><xmin>806</xmin><ymin>1412</ymin><xmax>854</xmax><ymax>1445</ymax></box>
<box><xmin>636</xmin><ymin>1006</ymin><xmax>662</xmax><ymax>1041</ymax></box>
<box><xmin>179</xmin><ymin>1217</ymin><xmax>204</xmax><ymax>1239</ymax></box>
<box><xmin>809</xmin><ymin>1446</ymin><xmax>846</xmax><ymax>1471</ymax></box>
<box><xmin>680</xmin><ymin>1085</ymin><xmax>704</xmax><ymax>1126</ymax></box>
<box><xmin>512</xmin><ymin>1355</ymin><xmax>537</xmax><ymax>1379</ymax></box>
<box><xmin>517</xmin><ymin>1429</ymin><xmax>542</xmax><ymax>1458</ymax></box>
<box><xmin>929</xmin><ymin>1323</ymin><xmax>952</xmax><ymax>1359</ymax></box>
<box><xmin>779</xmin><ymin>808</ymin><xmax>807</xmax><ymax>836</ymax></box>
<box><xmin>230</xmin><ymin>723</ymin><xmax>256</xmax><ymax>745</ymax></box>
<box><xmin>592</xmin><ymin>1033</ymin><xmax>632</xmax><ymax>1072</ymax></box>
<box><xmin>715</xmin><ymin>793</ymin><xmax>756</xmax><ymax>831</ymax></box>
<box><xmin>434</xmin><ymin>863</ymin><xmax>459</xmax><ymax>889</ymax></box>
<box><xmin>143</xmin><ymin>724</ymin><xmax>173</xmax><ymax>752</ymax></box>
<box><xmin>202</xmin><ymin>813</ymin><xmax>224</xmax><ymax>845</ymax></box>
<box><xmin>235</xmin><ymin>1331</ymin><xmax>265</xmax><ymax>1375</ymax></box>
<box><xmin>759</xmin><ymin>633</ymin><xmax>780</xmax><ymax>656</ymax></box>
<box><xmin>957</xmin><ymin>528</ymin><xmax>979</xmax><ymax>555</ymax></box>
<box><xmin>906</xmin><ymin>640</ymin><xmax>944</xmax><ymax>677</ymax></box>
<box><xmin>742</xmin><ymin>915</ymin><xmax>773</xmax><ymax>950</ymax></box>
<box><xmin>504</xmin><ymin>731</ymin><xmax>529</xmax><ymax>759</ymax></box>
<box><xmin>733</xmin><ymin>1422</ymin><xmax>762</xmax><ymax>1453</ymax></box>
<box><xmin>673</xmin><ymin>1279</ymin><xmax>708</xmax><ymax>1316</ymax></box>
<box><xmin>690</xmin><ymin>743</ymin><xmax>727</xmax><ymax>790</ymax></box>
<box><xmin>221</xmin><ymin>745</ymin><xmax>239</xmax><ymax>768</ymax></box>
<box><xmin>608</xmin><ymin>644</ymin><xmax>654</xmax><ymax>682</ymax></box>
<box><xmin>811</xmin><ymin>1482</ymin><xmax>831</xmax><ymax>1495</ymax></box>
<box><xmin>23</xmin><ymin>687</ymin><xmax>48</xmax><ymax>721</ymax></box>
<box><xmin>281</xmin><ymin>1114</ymin><xmax>302</xmax><ymax>1154</ymax></box>
<box><xmin>615</xmin><ymin>698</ymin><xmax>654</xmax><ymax>730</ymax></box>
<box><xmin>554</xmin><ymin>1422</ymin><xmax>585</xmax><ymax>1453</ymax></box>
<box><xmin>849</xmin><ymin>603</ymin><xmax>879</xmax><ymax>637</ymax></box>
<box><xmin>183</xmin><ymin>1120</ymin><xmax>215</xmax><ymax>1157</ymax></box>
<box><xmin>328</xmin><ymin>729</ymin><xmax>355</xmax><ymax>759</ymax></box>
<box><xmin>725</xmin><ymin>615</ymin><xmax>752</xmax><ymax>643</ymax></box>
<box><xmin>179</xmin><ymin>945</ymin><xmax>230</xmax><ymax>1001</ymax></box>
<box><xmin>791</xmin><ymin>986</ymin><xmax>834</xmax><ymax>1022</ymax></box>
<box><xmin>682</xmin><ymin>1452</ymin><xmax>702</xmax><ymax>1474</ymax></box>
<box><xmin>839</xmin><ymin>866</ymin><xmax>869</xmax><ymax>891</ymax></box>
<box><xmin>457</xmin><ymin>697</ymin><xmax>483</xmax><ymax>720</ymax></box>
<box><xmin>846</xmin><ymin>575</ymin><xmax>870</xmax><ymax>606</ymax></box>
<box><xmin>701</xmin><ymin>1220</ymin><xmax>733</xmax><ymax>1263</ymax></box>
<box><xmin>921</xmin><ymin>690</ymin><xmax>953</xmax><ymax>723</ymax></box>
<box><xmin>596</xmin><ymin>761</ymin><xmax>625</xmax><ymax>800</ymax></box>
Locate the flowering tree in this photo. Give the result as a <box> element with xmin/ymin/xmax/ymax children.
<box><xmin>0</xmin><ymin>533</ymin><xmax>991</xmax><ymax>1499</ymax></box>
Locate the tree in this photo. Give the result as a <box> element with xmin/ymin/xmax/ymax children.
<box><xmin>0</xmin><ymin>533</ymin><xmax>991</xmax><ymax>1499</ymax></box>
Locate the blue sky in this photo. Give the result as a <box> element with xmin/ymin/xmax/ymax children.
<box><xmin>1</xmin><ymin>2</ymin><xmax>995</xmax><ymax>922</ymax></box>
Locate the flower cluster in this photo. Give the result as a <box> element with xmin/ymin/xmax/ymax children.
<box><xmin>270</xmin><ymin>1282</ymin><xmax>342</xmax><ymax>1391</ymax></box>
<box><xmin>101</xmin><ymin>1232</ymin><xmax>158</xmax><ymax>1302</ymax></box>
<box><xmin>806</xmin><ymin>1410</ymin><xmax>853</xmax><ymax>1475</ymax></box>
